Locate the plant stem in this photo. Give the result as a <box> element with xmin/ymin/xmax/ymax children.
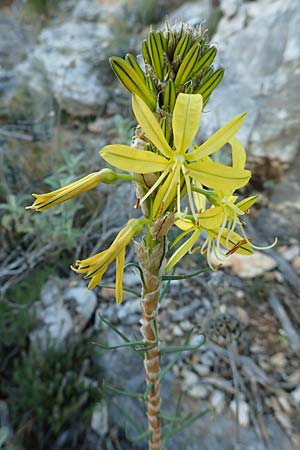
<box><xmin>136</xmin><ymin>240</ymin><xmax>164</xmax><ymax>450</ymax></box>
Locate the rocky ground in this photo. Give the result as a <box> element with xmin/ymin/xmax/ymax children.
<box><xmin>0</xmin><ymin>0</ymin><xmax>300</xmax><ymax>449</ymax></box>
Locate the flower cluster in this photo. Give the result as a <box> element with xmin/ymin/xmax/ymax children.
<box><xmin>26</xmin><ymin>26</ymin><xmax>275</xmax><ymax>302</ymax></box>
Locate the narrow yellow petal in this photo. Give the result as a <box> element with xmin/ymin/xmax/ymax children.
<box><xmin>196</xmin><ymin>207</ymin><xmax>224</xmax><ymax>229</ymax></box>
<box><xmin>236</xmin><ymin>195</ymin><xmax>259</xmax><ymax>212</ymax></box>
<box><xmin>230</xmin><ymin>137</ymin><xmax>246</xmax><ymax>170</ymax></box>
<box><xmin>115</xmin><ymin>247</ymin><xmax>125</xmax><ymax>304</ymax></box>
<box><xmin>171</xmin><ymin>227</ymin><xmax>194</xmax><ymax>248</ymax></box>
<box><xmin>175</xmin><ymin>218</ymin><xmax>194</xmax><ymax>231</ymax></box>
<box><xmin>172</xmin><ymin>93</ymin><xmax>202</xmax><ymax>153</ymax></box>
<box><xmin>132</xmin><ymin>94</ymin><xmax>173</xmax><ymax>158</ymax></box>
<box><xmin>166</xmin><ymin>229</ymin><xmax>201</xmax><ymax>272</ymax></box>
<box><xmin>152</xmin><ymin>165</ymin><xmax>180</xmax><ymax>217</ymax></box>
<box><xmin>100</xmin><ymin>144</ymin><xmax>169</xmax><ymax>173</ymax></box>
<box><xmin>192</xmin><ymin>180</ymin><xmax>206</xmax><ymax>212</ymax></box>
<box><xmin>88</xmin><ymin>266</ymin><xmax>107</xmax><ymax>289</ymax></box>
<box><xmin>26</xmin><ymin>171</ymin><xmax>110</xmax><ymax>211</ymax></box>
<box><xmin>208</xmin><ymin>228</ymin><xmax>254</xmax><ymax>255</ymax></box>
<box><xmin>188</xmin><ymin>157</ymin><xmax>251</xmax><ymax>191</ymax></box>
<box><xmin>186</xmin><ymin>113</ymin><xmax>247</xmax><ymax>162</ymax></box>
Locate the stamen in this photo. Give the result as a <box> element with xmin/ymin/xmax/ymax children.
<box><xmin>226</xmin><ymin>239</ymin><xmax>249</xmax><ymax>256</ymax></box>
<box><xmin>134</xmin><ymin>197</ymin><xmax>141</xmax><ymax>209</ymax></box>
<box><xmin>139</xmin><ymin>169</ymin><xmax>169</xmax><ymax>205</ymax></box>
<box><xmin>239</xmin><ymin>224</ymin><xmax>277</xmax><ymax>250</ymax></box>
<box><xmin>183</xmin><ymin>168</ymin><xmax>196</xmax><ymax>217</ymax></box>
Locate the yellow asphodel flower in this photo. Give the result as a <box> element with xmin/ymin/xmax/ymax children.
<box><xmin>26</xmin><ymin>169</ymin><xmax>122</xmax><ymax>211</ymax></box>
<box><xmin>192</xmin><ymin>137</ymin><xmax>259</xmax><ymax>243</ymax></box>
<box><xmin>100</xmin><ymin>93</ymin><xmax>251</xmax><ymax>218</ymax></box>
<box><xmin>72</xmin><ymin>219</ymin><xmax>144</xmax><ymax>303</ymax></box>
<box><xmin>166</xmin><ymin>211</ymin><xmax>253</xmax><ymax>272</ymax></box>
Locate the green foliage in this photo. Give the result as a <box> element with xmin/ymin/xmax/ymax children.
<box><xmin>4</xmin><ymin>340</ymin><xmax>100</xmax><ymax>449</ymax></box>
<box><xmin>129</xmin><ymin>0</ymin><xmax>161</xmax><ymax>26</ymax></box>
<box><xmin>113</xmin><ymin>114</ymin><xmax>135</xmax><ymax>145</ymax></box>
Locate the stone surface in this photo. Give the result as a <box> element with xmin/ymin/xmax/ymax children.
<box><xmin>221</xmin><ymin>251</ymin><xmax>277</xmax><ymax>278</ymax></box>
<box><xmin>17</xmin><ymin>19</ymin><xmax>111</xmax><ymax>116</ymax></box>
<box><xmin>91</xmin><ymin>401</ymin><xmax>109</xmax><ymax>436</ymax></box>
<box><xmin>30</xmin><ymin>278</ymin><xmax>97</xmax><ymax>349</ymax></box>
<box><xmin>201</xmin><ymin>0</ymin><xmax>300</xmax><ymax>164</ymax></box>
<box><xmin>230</xmin><ymin>399</ymin><xmax>250</xmax><ymax>428</ymax></box>
<box><xmin>167</xmin><ymin>1</ymin><xmax>212</xmax><ymax>27</ymax></box>
<box><xmin>210</xmin><ymin>390</ymin><xmax>226</xmax><ymax>414</ymax></box>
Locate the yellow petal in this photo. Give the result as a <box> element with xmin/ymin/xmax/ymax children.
<box><xmin>26</xmin><ymin>171</ymin><xmax>110</xmax><ymax>211</ymax></box>
<box><xmin>132</xmin><ymin>94</ymin><xmax>173</xmax><ymax>158</ymax></box>
<box><xmin>175</xmin><ymin>218</ymin><xmax>194</xmax><ymax>231</ymax></box>
<box><xmin>230</xmin><ymin>137</ymin><xmax>246</xmax><ymax>170</ymax></box>
<box><xmin>236</xmin><ymin>195</ymin><xmax>259</xmax><ymax>212</ymax></box>
<box><xmin>152</xmin><ymin>165</ymin><xmax>180</xmax><ymax>217</ymax></box>
<box><xmin>188</xmin><ymin>157</ymin><xmax>251</xmax><ymax>191</ymax></box>
<box><xmin>171</xmin><ymin>228</ymin><xmax>194</xmax><ymax>248</ymax></box>
<box><xmin>100</xmin><ymin>144</ymin><xmax>169</xmax><ymax>173</ymax></box>
<box><xmin>172</xmin><ymin>93</ymin><xmax>202</xmax><ymax>153</ymax></box>
<box><xmin>166</xmin><ymin>229</ymin><xmax>201</xmax><ymax>272</ymax></box>
<box><xmin>87</xmin><ymin>266</ymin><xmax>107</xmax><ymax>289</ymax></box>
<box><xmin>186</xmin><ymin>113</ymin><xmax>247</xmax><ymax>162</ymax></box>
<box><xmin>208</xmin><ymin>228</ymin><xmax>254</xmax><ymax>255</ymax></box>
<box><xmin>115</xmin><ymin>247</ymin><xmax>125</xmax><ymax>304</ymax></box>
<box><xmin>196</xmin><ymin>207</ymin><xmax>224</xmax><ymax>229</ymax></box>
<box><xmin>192</xmin><ymin>180</ymin><xmax>206</xmax><ymax>212</ymax></box>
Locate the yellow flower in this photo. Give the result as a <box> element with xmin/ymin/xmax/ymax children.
<box><xmin>166</xmin><ymin>212</ymin><xmax>253</xmax><ymax>272</ymax></box>
<box><xmin>100</xmin><ymin>93</ymin><xmax>251</xmax><ymax>218</ymax></box>
<box><xmin>72</xmin><ymin>219</ymin><xmax>144</xmax><ymax>303</ymax></box>
<box><xmin>192</xmin><ymin>137</ymin><xmax>260</xmax><ymax>246</ymax></box>
<box><xmin>26</xmin><ymin>169</ymin><xmax>121</xmax><ymax>211</ymax></box>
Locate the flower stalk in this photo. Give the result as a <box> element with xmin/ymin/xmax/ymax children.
<box><xmin>135</xmin><ymin>238</ymin><xmax>165</xmax><ymax>450</ymax></box>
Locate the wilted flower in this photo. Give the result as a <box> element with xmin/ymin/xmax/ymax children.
<box><xmin>72</xmin><ymin>219</ymin><xmax>145</xmax><ymax>303</ymax></box>
<box><xmin>26</xmin><ymin>169</ymin><xmax>119</xmax><ymax>211</ymax></box>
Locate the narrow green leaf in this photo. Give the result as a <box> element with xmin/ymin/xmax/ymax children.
<box><xmin>160</xmin><ymin>266</ymin><xmax>210</xmax><ymax>280</ymax></box>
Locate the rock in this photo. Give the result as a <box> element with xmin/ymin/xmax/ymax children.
<box><xmin>31</xmin><ymin>278</ymin><xmax>98</xmax><ymax>349</ymax></box>
<box><xmin>230</xmin><ymin>399</ymin><xmax>250</xmax><ymax>428</ymax></box>
<box><xmin>291</xmin><ymin>387</ymin><xmax>300</xmax><ymax>404</ymax></box>
<box><xmin>17</xmin><ymin>19</ymin><xmax>111</xmax><ymax>116</ymax></box>
<box><xmin>182</xmin><ymin>369</ymin><xmax>199</xmax><ymax>390</ymax></box>
<box><xmin>220</xmin><ymin>0</ymin><xmax>242</xmax><ymax>19</ymax></box>
<box><xmin>91</xmin><ymin>401</ymin><xmax>109</xmax><ymax>436</ymax></box>
<box><xmin>210</xmin><ymin>390</ymin><xmax>226</xmax><ymax>414</ymax></box>
<box><xmin>30</xmin><ymin>298</ymin><xmax>73</xmax><ymax>350</ymax></box>
<box><xmin>201</xmin><ymin>0</ymin><xmax>300</xmax><ymax>164</ymax></box>
<box><xmin>64</xmin><ymin>284</ymin><xmax>97</xmax><ymax>332</ymax></box>
<box><xmin>270</xmin><ymin>352</ymin><xmax>287</xmax><ymax>368</ymax></box>
<box><xmin>72</xmin><ymin>0</ymin><xmax>121</xmax><ymax>22</ymax></box>
<box><xmin>280</xmin><ymin>246</ymin><xmax>299</xmax><ymax>262</ymax></box>
<box><xmin>194</xmin><ymin>364</ymin><xmax>210</xmax><ymax>377</ymax></box>
<box><xmin>171</xmin><ymin>299</ymin><xmax>202</xmax><ymax>321</ymax></box>
<box><xmin>221</xmin><ymin>251</ymin><xmax>277</xmax><ymax>278</ymax></box>
<box><xmin>117</xmin><ymin>298</ymin><xmax>141</xmax><ymax>322</ymax></box>
<box><xmin>167</xmin><ymin>1</ymin><xmax>212</xmax><ymax>27</ymax></box>
<box><xmin>189</xmin><ymin>385</ymin><xmax>209</xmax><ymax>400</ymax></box>
<box><xmin>173</xmin><ymin>325</ymin><xmax>184</xmax><ymax>337</ymax></box>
